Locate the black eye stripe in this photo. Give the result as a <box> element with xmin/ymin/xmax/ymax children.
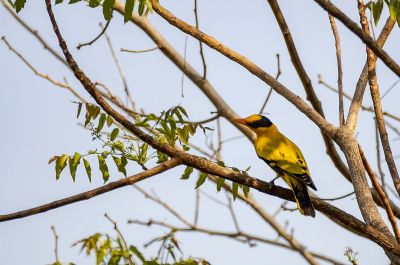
<box><xmin>248</xmin><ymin>116</ymin><xmax>273</xmax><ymax>128</ymax></box>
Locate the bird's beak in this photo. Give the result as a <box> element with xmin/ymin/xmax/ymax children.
<box><xmin>233</xmin><ymin>118</ymin><xmax>248</xmax><ymax>126</ymax></box>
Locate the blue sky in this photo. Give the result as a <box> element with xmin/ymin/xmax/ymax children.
<box><xmin>1</xmin><ymin>0</ymin><xmax>400</xmax><ymax>264</ymax></box>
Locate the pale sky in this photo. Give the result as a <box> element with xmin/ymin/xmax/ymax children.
<box><xmin>1</xmin><ymin>1</ymin><xmax>400</xmax><ymax>264</ymax></box>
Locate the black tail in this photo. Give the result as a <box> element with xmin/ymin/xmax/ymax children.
<box><xmin>290</xmin><ymin>179</ymin><xmax>315</xmax><ymax>217</ymax></box>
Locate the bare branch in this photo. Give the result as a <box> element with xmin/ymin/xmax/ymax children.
<box><xmin>318</xmin><ymin>75</ymin><xmax>400</xmax><ymax>123</ymax></box>
<box><xmin>0</xmin><ymin>0</ymin><xmax>67</xmax><ymax>66</ymax></box>
<box><xmin>132</xmin><ymin>185</ymin><xmax>193</xmax><ymax>227</ymax></box>
<box><xmin>104</xmin><ymin>27</ymin><xmax>136</xmax><ymax>110</ymax></box>
<box><xmin>357</xmin><ymin>0</ymin><xmax>400</xmax><ymax>197</ymax></box>
<box><xmin>76</xmin><ymin>20</ymin><xmax>111</xmax><ymax>50</ymax></box>
<box><xmin>259</xmin><ymin>53</ymin><xmax>281</xmax><ymax>114</ymax></box>
<box><xmin>1</xmin><ymin>36</ymin><xmax>86</xmax><ymax>102</ymax></box>
<box><xmin>315</xmin><ymin>0</ymin><xmax>400</xmax><ymax>77</ymax></box>
<box><xmin>320</xmin><ymin>191</ymin><xmax>355</xmax><ymax>202</ymax></box>
<box><xmin>359</xmin><ymin>146</ymin><xmax>400</xmax><ymax>243</ymax></box>
<box><xmin>43</xmin><ymin>0</ymin><xmax>400</xmax><ymax>255</ymax></box>
<box><xmin>346</xmin><ymin>17</ymin><xmax>395</xmax><ymax>131</ymax></box>
<box><xmin>50</xmin><ymin>225</ymin><xmax>60</xmax><ymax>263</ymax></box>
<box><xmin>193</xmin><ymin>0</ymin><xmax>207</xmax><ymax>79</ymax></box>
<box><xmin>128</xmin><ymin>219</ymin><xmax>346</xmax><ymax>265</ymax></box>
<box><xmin>0</xmin><ymin>158</ymin><xmax>180</xmax><ymax>222</ymax></box>
<box><xmin>121</xmin><ymin>47</ymin><xmax>159</xmax><ymax>53</ymax></box>
<box><xmin>328</xmin><ymin>14</ymin><xmax>344</xmax><ymax>126</ymax></box>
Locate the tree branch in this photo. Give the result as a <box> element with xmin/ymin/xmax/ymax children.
<box><xmin>357</xmin><ymin>0</ymin><xmax>400</xmax><ymax>198</ymax></box>
<box><xmin>314</xmin><ymin>0</ymin><xmax>400</xmax><ymax>77</ymax></box>
<box><xmin>0</xmin><ymin>158</ymin><xmax>180</xmax><ymax>222</ymax></box>
<box><xmin>328</xmin><ymin>14</ymin><xmax>344</xmax><ymax>126</ymax></box>
<box><xmin>43</xmin><ymin>0</ymin><xmax>400</xmax><ymax>255</ymax></box>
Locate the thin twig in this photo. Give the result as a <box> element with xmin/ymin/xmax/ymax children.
<box><xmin>76</xmin><ymin>20</ymin><xmax>111</xmax><ymax>50</ymax></box>
<box><xmin>375</xmin><ymin>119</ymin><xmax>387</xmax><ymax>196</ymax></box>
<box><xmin>104</xmin><ymin>213</ymin><xmax>135</xmax><ymax>265</ymax></box>
<box><xmin>181</xmin><ymin>36</ymin><xmax>188</xmax><ymax>97</ymax></box>
<box><xmin>225</xmin><ymin>192</ymin><xmax>241</xmax><ymax>232</ymax></box>
<box><xmin>193</xmin><ymin>0</ymin><xmax>207</xmax><ymax>79</ymax></box>
<box><xmin>104</xmin><ymin>27</ymin><xmax>136</xmax><ymax>110</ymax></box>
<box><xmin>315</xmin><ymin>0</ymin><xmax>400</xmax><ymax>77</ymax></box>
<box><xmin>0</xmin><ymin>159</ymin><xmax>180</xmax><ymax>222</ymax></box>
<box><xmin>128</xmin><ymin>219</ymin><xmax>346</xmax><ymax>265</ymax></box>
<box><xmin>320</xmin><ymin>191</ymin><xmax>355</xmax><ymax>201</ymax></box>
<box><xmin>132</xmin><ymin>185</ymin><xmax>193</xmax><ymax>227</ymax></box>
<box><xmin>194</xmin><ymin>188</ymin><xmax>200</xmax><ymax>226</ymax></box>
<box><xmin>359</xmin><ymin>146</ymin><xmax>400</xmax><ymax>243</ymax></box>
<box><xmin>259</xmin><ymin>54</ymin><xmax>281</xmax><ymax>114</ymax></box>
<box><xmin>381</xmin><ymin>78</ymin><xmax>400</xmax><ymax>100</ymax></box>
<box><xmin>0</xmin><ymin>0</ymin><xmax>67</xmax><ymax>66</ymax></box>
<box><xmin>50</xmin><ymin>225</ymin><xmax>60</xmax><ymax>263</ymax></box>
<box><xmin>318</xmin><ymin>75</ymin><xmax>400</xmax><ymax>123</ymax></box>
<box><xmin>328</xmin><ymin>14</ymin><xmax>344</xmax><ymax>126</ymax></box>
<box><xmin>44</xmin><ymin>0</ymin><xmax>400</xmax><ymax>255</ymax></box>
<box><xmin>121</xmin><ymin>47</ymin><xmax>159</xmax><ymax>53</ymax></box>
<box><xmin>1</xmin><ymin>36</ymin><xmax>86</xmax><ymax>102</ymax></box>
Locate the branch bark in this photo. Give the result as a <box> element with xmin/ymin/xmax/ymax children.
<box><xmin>314</xmin><ymin>0</ymin><xmax>400</xmax><ymax>77</ymax></box>
<box><xmin>0</xmin><ymin>158</ymin><xmax>181</xmax><ymax>222</ymax></box>
<box><xmin>357</xmin><ymin>0</ymin><xmax>400</xmax><ymax>198</ymax></box>
<box><xmin>43</xmin><ymin>0</ymin><xmax>400</xmax><ymax>257</ymax></box>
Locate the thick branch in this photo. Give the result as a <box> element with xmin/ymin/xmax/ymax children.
<box><xmin>346</xmin><ymin>17</ymin><xmax>395</xmax><ymax>131</ymax></box>
<box><xmin>357</xmin><ymin>1</ymin><xmax>400</xmax><ymax>197</ymax></box>
<box><xmin>0</xmin><ymin>158</ymin><xmax>180</xmax><ymax>222</ymax></box>
<box><xmin>150</xmin><ymin>1</ymin><xmax>337</xmax><ymax>138</ymax></box>
<box><xmin>44</xmin><ymin>0</ymin><xmax>400</xmax><ymax>255</ymax></box>
<box><xmin>314</xmin><ymin>0</ymin><xmax>400</xmax><ymax>77</ymax></box>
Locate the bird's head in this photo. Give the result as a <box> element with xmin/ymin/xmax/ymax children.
<box><xmin>234</xmin><ymin>114</ymin><xmax>276</xmax><ymax>136</ymax></box>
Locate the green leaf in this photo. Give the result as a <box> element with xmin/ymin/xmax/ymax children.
<box><xmin>389</xmin><ymin>0</ymin><xmax>399</xmax><ymax>19</ymax></box>
<box><xmin>232</xmin><ymin>182</ymin><xmax>239</xmax><ymax>200</ymax></box>
<box><xmin>55</xmin><ymin>0</ymin><xmax>64</xmax><ymax>5</ymax></box>
<box><xmin>112</xmin><ymin>156</ymin><xmax>127</xmax><ymax>176</ymax></box>
<box><xmin>106</xmin><ymin>115</ymin><xmax>113</xmax><ymax>127</ymax></box>
<box><xmin>138</xmin><ymin>143</ymin><xmax>148</xmax><ymax>164</ymax></box>
<box><xmin>156</xmin><ymin>150</ymin><xmax>168</xmax><ymax>163</ymax></box>
<box><xmin>195</xmin><ymin>172</ymin><xmax>207</xmax><ymax>188</ymax></box>
<box><xmin>110</xmin><ymin>128</ymin><xmax>119</xmax><ymax>141</ymax></box>
<box><xmin>14</xmin><ymin>0</ymin><xmax>26</xmax><ymax>13</ymax></box>
<box><xmin>181</xmin><ymin>166</ymin><xmax>193</xmax><ymax>180</ymax></box>
<box><xmin>69</xmin><ymin>0</ymin><xmax>81</xmax><ymax>4</ymax></box>
<box><xmin>98</xmin><ymin>155</ymin><xmax>110</xmax><ymax>182</ymax></box>
<box><xmin>103</xmin><ymin>0</ymin><xmax>116</xmax><ymax>20</ymax></box>
<box><xmin>83</xmin><ymin>158</ymin><xmax>92</xmax><ymax>182</ymax></box>
<box><xmin>242</xmin><ymin>185</ymin><xmax>250</xmax><ymax>198</ymax></box>
<box><xmin>97</xmin><ymin>113</ymin><xmax>107</xmax><ymax>132</ymax></box>
<box><xmin>138</xmin><ymin>1</ymin><xmax>145</xmax><ymax>15</ymax></box>
<box><xmin>373</xmin><ymin>0</ymin><xmax>384</xmax><ymax>25</ymax></box>
<box><xmin>216</xmin><ymin>177</ymin><xmax>225</xmax><ymax>192</ymax></box>
<box><xmin>68</xmin><ymin>152</ymin><xmax>81</xmax><ymax>181</ymax></box>
<box><xmin>177</xmin><ymin>127</ymin><xmax>189</xmax><ymax>145</ymax></box>
<box><xmin>89</xmin><ymin>0</ymin><xmax>101</xmax><ymax>7</ymax></box>
<box><xmin>124</xmin><ymin>0</ymin><xmax>135</xmax><ymax>23</ymax></box>
<box><xmin>55</xmin><ymin>154</ymin><xmax>69</xmax><ymax>180</ymax></box>
<box><xmin>129</xmin><ymin>246</ymin><xmax>145</xmax><ymax>262</ymax></box>
<box><xmin>76</xmin><ymin>102</ymin><xmax>83</xmax><ymax>118</ymax></box>
<box><xmin>176</xmin><ymin>106</ymin><xmax>188</xmax><ymax>118</ymax></box>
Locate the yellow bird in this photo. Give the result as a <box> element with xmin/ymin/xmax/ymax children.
<box><xmin>234</xmin><ymin>114</ymin><xmax>316</xmax><ymax>217</ymax></box>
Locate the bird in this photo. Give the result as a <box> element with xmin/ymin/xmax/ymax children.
<box><xmin>234</xmin><ymin>114</ymin><xmax>316</xmax><ymax>217</ymax></box>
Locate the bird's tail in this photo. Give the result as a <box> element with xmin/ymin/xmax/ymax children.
<box><xmin>284</xmin><ymin>175</ymin><xmax>315</xmax><ymax>217</ymax></box>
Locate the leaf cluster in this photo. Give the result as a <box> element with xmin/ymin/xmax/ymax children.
<box><xmin>11</xmin><ymin>0</ymin><xmax>153</xmax><ymax>23</ymax></box>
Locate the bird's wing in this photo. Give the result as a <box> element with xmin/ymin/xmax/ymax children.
<box><xmin>260</xmin><ymin>138</ymin><xmax>317</xmax><ymax>190</ymax></box>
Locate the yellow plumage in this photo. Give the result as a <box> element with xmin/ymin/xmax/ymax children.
<box><xmin>235</xmin><ymin>114</ymin><xmax>316</xmax><ymax>217</ymax></box>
